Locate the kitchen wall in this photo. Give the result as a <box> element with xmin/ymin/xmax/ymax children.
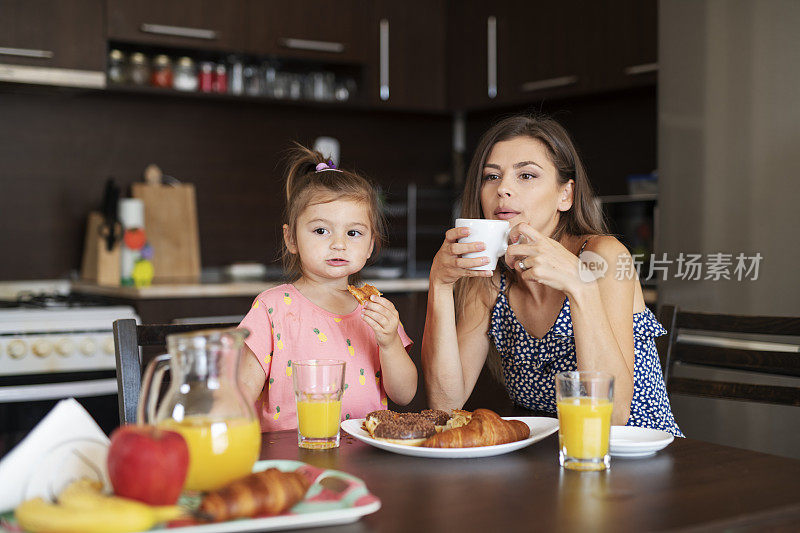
<box><xmin>0</xmin><ymin>87</ymin><xmax>452</xmax><ymax>280</ymax></box>
<box><xmin>658</xmin><ymin>0</ymin><xmax>800</xmax><ymax>316</ymax></box>
<box><xmin>658</xmin><ymin>0</ymin><xmax>800</xmax><ymax>459</ymax></box>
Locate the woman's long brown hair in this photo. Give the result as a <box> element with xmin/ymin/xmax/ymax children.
<box><xmin>455</xmin><ymin>114</ymin><xmax>608</xmax><ymax>384</ymax></box>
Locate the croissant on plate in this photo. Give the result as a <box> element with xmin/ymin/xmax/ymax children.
<box><xmin>421</xmin><ymin>409</ymin><xmax>530</xmax><ymax>448</ymax></box>
<box><xmin>199</xmin><ymin>468</ymin><xmax>311</xmax><ymax>522</ymax></box>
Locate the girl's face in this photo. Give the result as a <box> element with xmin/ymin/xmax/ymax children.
<box><xmin>285</xmin><ymin>198</ymin><xmax>374</xmax><ymax>282</ymax></box>
<box><xmin>479</xmin><ymin>136</ymin><xmax>573</xmax><ymax>234</ymax></box>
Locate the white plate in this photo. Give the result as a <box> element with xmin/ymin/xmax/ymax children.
<box><xmin>609</xmin><ymin>426</ymin><xmax>674</xmax><ymax>458</ymax></box>
<box><xmin>340</xmin><ymin>416</ymin><xmax>559</xmax><ymax>459</ymax></box>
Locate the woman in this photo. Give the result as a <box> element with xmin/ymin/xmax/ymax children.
<box><xmin>421</xmin><ymin>115</ymin><xmax>681</xmax><ymax>436</ymax></box>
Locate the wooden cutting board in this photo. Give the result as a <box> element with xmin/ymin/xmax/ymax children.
<box><xmin>131</xmin><ymin>183</ymin><xmax>201</xmax><ymax>283</ymax></box>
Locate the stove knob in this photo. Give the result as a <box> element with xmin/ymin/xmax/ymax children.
<box><xmin>8</xmin><ymin>340</ymin><xmax>27</xmax><ymax>359</ymax></box>
<box><xmin>103</xmin><ymin>337</ymin><xmax>116</xmax><ymax>356</ymax></box>
<box><xmin>56</xmin><ymin>338</ymin><xmax>75</xmax><ymax>357</ymax></box>
<box><xmin>32</xmin><ymin>339</ymin><xmax>53</xmax><ymax>357</ymax></box>
<box><xmin>80</xmin><ymin>338</ymin><xmax>97</xmax><ymax>356</ymax></box>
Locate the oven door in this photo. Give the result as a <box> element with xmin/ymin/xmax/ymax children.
<box><xmin>0</xmin><ymin>371</ymin><xmax>119</xmax><ymax>457</ymax></box>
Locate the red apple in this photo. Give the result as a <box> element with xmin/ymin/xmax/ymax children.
<box><xmin>107</xmin><ymin>424</ymin><xmax>189</xmax><ymax>505</ymax></box>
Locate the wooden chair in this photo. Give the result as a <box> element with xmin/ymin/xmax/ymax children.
<box><xmin>112</xmin><ymin>318</ymin><xmax>238</xmax><ymax>425</ymax></box>
<box><xmin>656</xmin><ymin>305</ymin><xmax>800</xmax><ymax>406</ymax></box>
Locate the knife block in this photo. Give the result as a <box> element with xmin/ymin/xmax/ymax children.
<box><xmin>80</xmin><ymin>211</ymin><xmax>121</xmax><ymax>286</ymax></box>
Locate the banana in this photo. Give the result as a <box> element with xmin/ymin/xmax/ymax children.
<box><xmin>15</xmin><ymin>478</ymin><xmax>185</xmax><ymax>533</ymax></box>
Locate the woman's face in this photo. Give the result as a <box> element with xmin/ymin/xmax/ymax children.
<box><xmin>479</xmin><ymin>136</ymin><xmax>573</xmax><ymax>234</ymax></box>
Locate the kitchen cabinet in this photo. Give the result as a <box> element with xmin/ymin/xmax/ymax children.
<box><xmin>0</xmin><ymin>0</ymin><xmax>104</xmax><ymax>84</ymax></box>
<box><xmin>246</xmin><ymin>0</ymin><xmax>369</xmax><ymax>64</ymax></box>
<box><xmin>448</xmin><ymin>0</ymin><xmax>657</xmax><ymax>110</ymax></box>
<box><xmin>368</xmin><ymin>0</ymin><xmax>447</xmax><ymax>111</ymax></box>
<box><xmin>107</xmin><ymin>0</ymin><xmax>247</xmax><ymax>52</ymax></box>
<box><xmin>584</xmin><ymin>0</ymin><xmax>658</xmax><ymax>91</ymax></box>
<box><xmin>446</xmin><ymin>0</ymin><xmax>496</xmax><ymax>109</ymax></box>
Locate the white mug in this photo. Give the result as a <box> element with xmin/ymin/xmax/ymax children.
<box><xmin>455</xmin><ymin>218</ymin><xmax>511</xmax><ymax>271</ymax></box>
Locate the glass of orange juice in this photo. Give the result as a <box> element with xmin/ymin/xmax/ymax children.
<box><xmin>555</xmin><ymin>370</ymin><xmax>614</xmax><ymax>471</ymax></box>
<box><xmin>292</xmin><ymin>359</ymin><xmax>346</xmax><ymax>449</ymax></box>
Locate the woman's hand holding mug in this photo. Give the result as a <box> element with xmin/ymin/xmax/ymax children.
<box><xmin>430</xmin><ymin>219</ymin><xmax>511</xmax><ymax>288</ymax></box>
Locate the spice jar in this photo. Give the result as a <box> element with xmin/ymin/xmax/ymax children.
<box><xmin>213</xmin><ymin>62</ymin><xmax>228</xmax><ymax>93</ymax></box>
<box><xmin>128</xmin><ymin>53</ymin><xmax>150</xmax><ymax>86</ymax></box>
<box><xmin>151</xmin><ymin>54</ymin><xmax>173</xmax><ymax>88</ymax></box>
<box><xmin>199</xmin><ymin>61</ymin><xmax>214</xmax><ymax>92</ymax></box>
<box><xmin>173</xmin><ymin>56</ymin><xmax>197</xmax><ymax>92</ymax></box>
<box><xmin>108</xmin><ymin>49</ymin><xmax>126</xmax><ymax>84</ymax></box>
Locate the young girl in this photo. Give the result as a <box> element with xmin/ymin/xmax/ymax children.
<box><xmin>238</xmin><ymin>145</ymin><xmax>417</xmax><ymax>431</ymax></box>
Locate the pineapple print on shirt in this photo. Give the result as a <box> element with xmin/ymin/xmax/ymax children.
<box><xmin>346</xmin><ymin>339</ymin><xmax>354</xmax><ymax>356</ymax></box>
<box><xmin>283</xmin><ymin>292</ymin><xmax>292</xmax><ymax>305</ymax></box>
<box><xmin>313</xmin><ymin>328</ymin><xmax>327</xmax><ymax>342</ymax></box>
<box><xmin>276</xmin><ymin>333</ymin><xmax>283</xmax><ymax>350</ymax></box>
<box><xmin>359</xmin><ymin>368</ymin><xmax>366</xmax><ymax>385</ymax></box>
<box><xmin>286</xmin><ymin>360</ymin><xmax>292</xmax><ymax>377</ymax></box>
<box><xmin>273</xmin><ymin>406</ymin><xmax>280</xmax><ymax>420</ymax></box>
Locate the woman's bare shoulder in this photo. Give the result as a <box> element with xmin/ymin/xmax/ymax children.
<box><xmin>582</xmin><ymin>234</ymin><xmax>630</xmax><ymax>260</ymax></box>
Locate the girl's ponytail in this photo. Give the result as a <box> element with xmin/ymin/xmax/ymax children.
<box><xmin>284</xmin><ymin>143</ymin><xmax>327</xmax><ymax>204</ymax></box>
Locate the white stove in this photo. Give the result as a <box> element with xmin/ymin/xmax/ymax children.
<box><xmin>0</xmin><ymin>284</ymin><xmax>139</xmax><ymax>454</ymax></box>
<box><xmin>0</xmin><ymin>306</ymin><xmax>138</xmax><ymax>376</ymax></box>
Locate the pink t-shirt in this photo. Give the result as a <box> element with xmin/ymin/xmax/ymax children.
<box><xmin>239</xmin><ymin>283</ymin><xmax>413</xmax><ymax>432</ymax></box>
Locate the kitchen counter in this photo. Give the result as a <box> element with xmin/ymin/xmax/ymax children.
<box><xmin>70</xmin><ymin>278</ymin><xmax>430</xmax><ymax>300</ymax></box>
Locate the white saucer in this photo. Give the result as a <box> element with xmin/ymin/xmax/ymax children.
<box><xmin>609</xmin><ymin>426</ymin><xmax>674</xmax><ymax>458</ymax></box>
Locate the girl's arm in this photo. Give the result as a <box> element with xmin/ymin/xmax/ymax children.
<box><xmin>507</xmin><ymin>227</ymin><xmax>635</xmax><ymax>424</ymax></box>
<box><xmin>239</xmin><ymin>345</ymin><xmax>267</xmax><ymax>405</ymax></box>
<box><xmin>376</xmin><ymin>336</ymin><xmax>418</xmax><ymax>406</ymax></box>
<box><xmin>421</xmin><ymin>280</ymin><xmax>492</xmax><ymax>410</ymax></box>
<box><xmin>361</xmin><ymin>296</ymin><xmax>417</xmax><ymax>405</ymax></box>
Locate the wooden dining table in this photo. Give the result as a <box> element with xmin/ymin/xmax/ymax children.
<box><xmin>259</xmin><ymin>414</ymin><xmax>800</xmax><ymax>533</ymax></box>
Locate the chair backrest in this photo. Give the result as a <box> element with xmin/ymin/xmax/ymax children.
<box><xmin>112</xmin><ymin>319</ymin><xmax>239</xmax><ymax>425</ymax></box>
<box><xmin>657</xmin><ymin>305</ymin><xmax>800</xmax><ymax>406</ymax></box>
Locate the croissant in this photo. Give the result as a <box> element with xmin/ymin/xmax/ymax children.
<box><xmin>199</xmin><ymin>468</ymin><xmax>311</xmax><ymax>522</ymax></box>
<box><xmin>421</xmin><ymin>409</ymin><xmax>530</xmax><ymax>448</ymax></box>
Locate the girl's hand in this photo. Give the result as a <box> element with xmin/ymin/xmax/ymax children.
<box><xmin>362</xmin><ymin>295</ymin><xmax>402</xmax><ymax>348</ymax></box>
<box><xmin>429</xmin><ymin>227</ymin><xmax>493</xmax><ymax>288</ymax></box>
<box><xmin>505</xmin><ymin>224</ymin><xmax>586</xmax><ymax>295</ymax></box>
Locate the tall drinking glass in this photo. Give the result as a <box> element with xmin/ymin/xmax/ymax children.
<box><xmin>292</xmin><ymin>360</ymin><xmax>346</xmax><ymax>449</ymax></box>
<box><xmin>555</xmin><ymin>371</ymin><xmax>614</xmax><ymax>471</ymax></box>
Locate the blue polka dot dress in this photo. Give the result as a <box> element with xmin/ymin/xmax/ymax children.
<box><xmin>488</xmin><ymin>266</ymin><xmax>683</xmax><ymax>437</ymax></box>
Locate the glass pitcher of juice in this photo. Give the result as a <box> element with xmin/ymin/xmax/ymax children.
<box><xmin>138</xmin><ymin>327</ymin><xmax>261</xmax><ymax>491</ymax></box>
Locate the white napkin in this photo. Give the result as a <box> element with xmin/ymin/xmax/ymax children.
<box><xmin>0</xmin><ymin>398</ymin><xmax>111</xmax><ymax>512</ymax></box>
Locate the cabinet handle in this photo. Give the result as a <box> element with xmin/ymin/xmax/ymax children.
<box><xmin>624</xmin><ymin>62</ymin><xmax>658</xmax><ymax>76</ymax></box>
<box><xmin>379</xmin><ymin>19</ymin><xmax>389</xmax><ymax>101</ymax></box>
<box><xmin>487</xmin><ymin>16</ymin><xmax>497</xmax><ymax>99</ymax></box>
<box><xmin>140</xmin><ymin>23</ymin><xmax>218</xmax><ymax>40</ymax></box>
<box><xmin>0</xmin><ymin>47</ymin><xmax>53</xmax><ymax>59</ymax></box>
<box><xmin>278</xmin><ymin>38</ymin><xmax>345</xmax><ymax>54</ymax></box>
<box><xmin>520</xmin><ymin>75</ymin><xmax>578</xmax><ymax>93</ymax></box>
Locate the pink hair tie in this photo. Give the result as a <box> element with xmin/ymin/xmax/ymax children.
<box><xmin>315</xmin><ymin>160</ymin><xmax>340</xmax><ymax>172</ymax></box>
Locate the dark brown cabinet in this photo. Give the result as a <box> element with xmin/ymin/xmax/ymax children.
<box><xmin>584</xmin><ymin>0</ymin><xmax>658</xmax><ymax>91</ymax></box>
<box><xmin>246</xmin><ymin>0</ymin><xmax>369</xmax><ymax>64</ymax></box>
<box><xmin>0</xmin><ymin>0</ymin><xmax>104</xmax><ymax>71</ymax></box>
<box><xmin>107</xmin><ymin>0</ymin><xmax>247</xmax><ymax>52</ymax></box>
<box><xmin>446</xmin><ymin>0</ymin><xmax>496</xmax><ymax>109</ymax></box>
<box><xmin>448</xmin><ymin>0</ymin><xmax>657</xmax><ymax>110</ymax></box>
<box><xmin>368</xmin><ymin>0</ymin><xmax>447</xmax><ymax>111</ymax></box>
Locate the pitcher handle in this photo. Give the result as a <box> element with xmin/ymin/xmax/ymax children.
<box><xmin>137</xmin><ymin>353</ymin><xmax>171</xmax><ymax>424</ymax></box>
